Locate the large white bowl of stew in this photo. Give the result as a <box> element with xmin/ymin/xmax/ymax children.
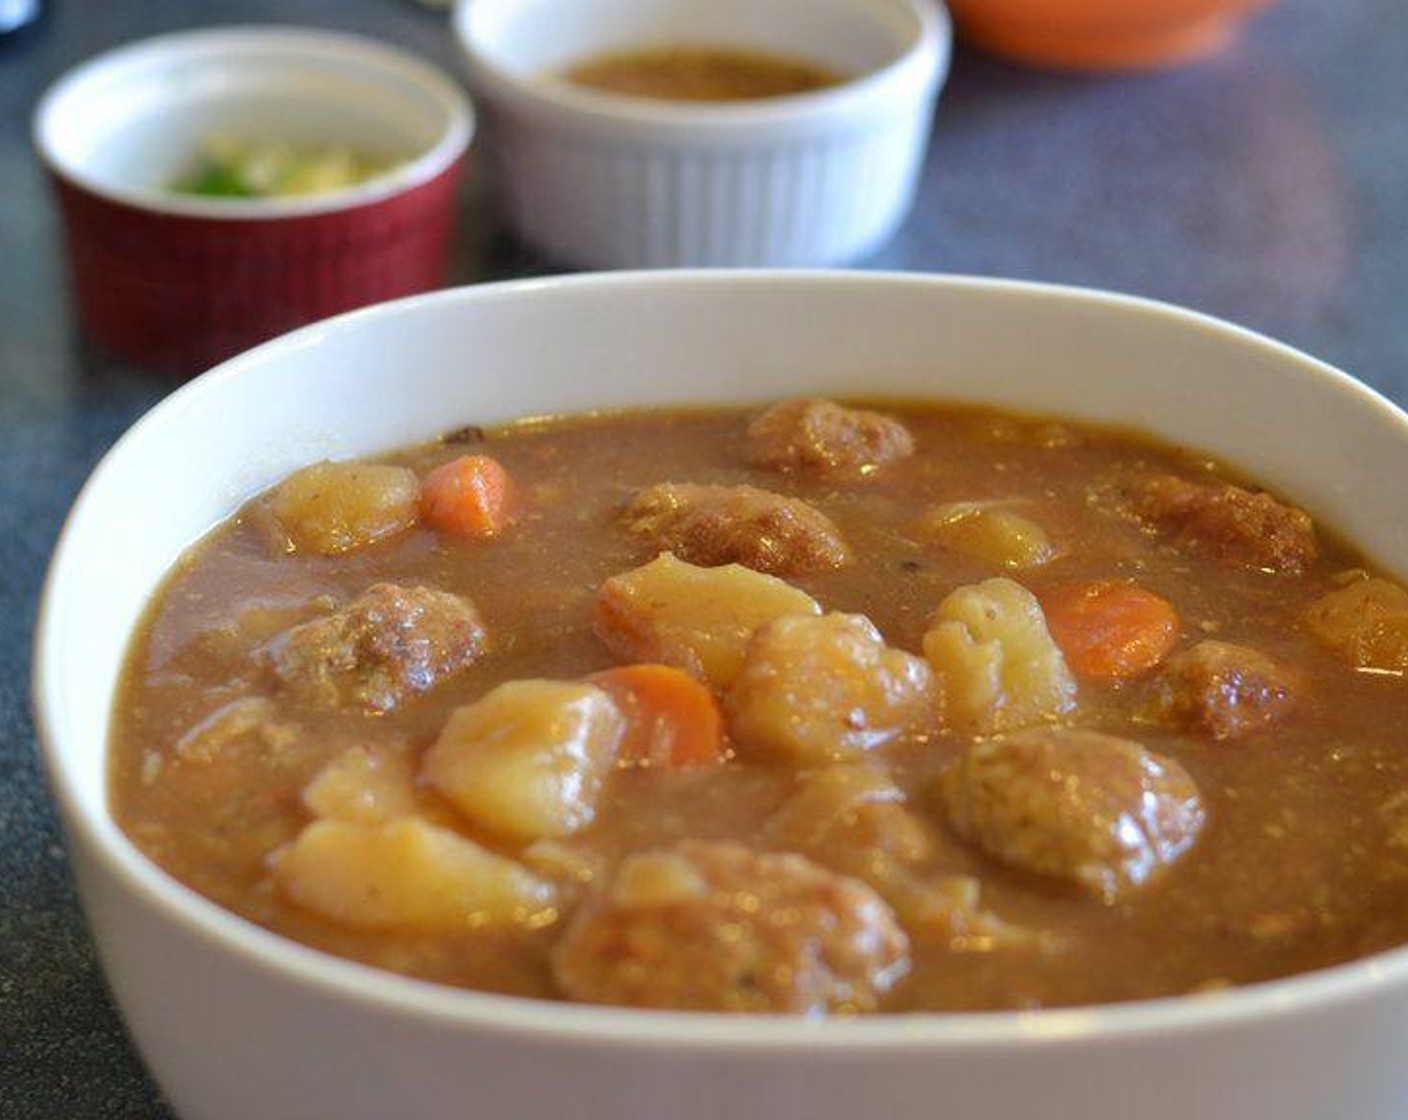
<box><xmin>33</xmin><ymin>271</ymin><xmax>1408</xmax><ymax>1120</ymax></box>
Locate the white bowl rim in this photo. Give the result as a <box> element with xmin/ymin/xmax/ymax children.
<box><xmin>32</xmin><ymin>268</ymin><xmax>1408</xmax><ymax>1054</ymax></box>
<box><xmin>453</xmin><ymin>0</ymin><xmax>950</xmax><ymax>134</ymax></box>
<box><xmin>31</xmin><ymin>25</ymin><xmax>475</xmax><ymax>221</ymax></box>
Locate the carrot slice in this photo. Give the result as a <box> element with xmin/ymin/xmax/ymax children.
<box><xmin>1043</xmin><ymin>581</ymin><xmax>1180</xmax><ymax>680</ymax></box>
<box><xmin>420</xmin><ymin>455</ymin><xmax>518</xmax><ymax>538</ymax></box>
<box><xmin>588</xmin><ymin>664</ymin><xmax>727</xmax><ymax>768</ymax></box>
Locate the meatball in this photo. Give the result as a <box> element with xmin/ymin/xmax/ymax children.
<box><xmin>939</xmin><ymin>728</ymin><xmax>1206</xmax><ymax>902</ymax></box>
<box><xmin>1151</xmin><ymin>640</ymin><xmax>1298</xmax><ymax>740</ymax></box>
<box><xmin>551</xmin><ymin>841</ymin><xmax>910</xmax><ymax>1013</ymax></box>
<box><xmin>727</xmin><ymin>612</ymin><xmax>934</xmax><ymax>762</ymax></box>
<box><xmin>265</xmin><ymin>583</ymin><xmax>487</xmax><ymax>713</ymax></box>
<box><xmin>747</xmin><ymin>398</ymin><xmax>915</xmax><ymax>477</ymax></box>
<box><xmin>759</xmin><ymin>767</ymin><xmax>1035</xmax><ymax>948</ymax></box>
<box><xmin>623</xmin><ymin>482</ymin><xmax>850</xmax><ymax>576</ymax></box>
<box><xmin>1137</xmin><ymin>474</ymin><xmax>1317</xmax><ymax>573</ymax></box>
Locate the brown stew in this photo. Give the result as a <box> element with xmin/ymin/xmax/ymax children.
<box><xmin>559</xmin><ymin>45</ymin><xmax>844</xmax><ymax>102</ymax></box>
<box><xmin>110</xmin><ymin>399</ymin><xmax>1408</xmax><ymax>1014</ymax></box>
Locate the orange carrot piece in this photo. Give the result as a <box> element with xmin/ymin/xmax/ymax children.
<box><xmin>588</xmin><ymin>664</ymin><xmax>727</xmax><ymax>768</ymax></box>
<box><xmin>1043</xmin><ymin>581</ymin><xmax>1180</xmax><ymax>680</ymax></box>
<box><xmin>420</xmin><ymin>455</ymin><xmax>518</xmax><ymax>538</ymax></box>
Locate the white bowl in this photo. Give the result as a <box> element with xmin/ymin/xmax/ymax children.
<box><xmin>452</xmin><ymin>0</ymin><xmax>949</xmax><ymax>268</ymax></box>
<box><xmin>33</xmin><ymin>272</ymin><xmax>1408</xmax><ymax>1120</ymax></box>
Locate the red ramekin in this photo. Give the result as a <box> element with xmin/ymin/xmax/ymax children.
<box><xmin>34</xmin><ymin>28</ymin><xmax>474</xmax><ymax>375</ymax></box>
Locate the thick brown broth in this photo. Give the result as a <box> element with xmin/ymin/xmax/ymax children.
<box><xmin>110</xmin><ymin>402</ymin><xmax>1408</xmax><ymax>1012</ymax></box>
<box><xmin>559</xmin><ymin>45</ymin><xmax>844</xmax><ymax>102</ymax></box>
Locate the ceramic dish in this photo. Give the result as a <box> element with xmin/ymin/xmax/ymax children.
<box><xmin>33</xmin><ymin>27</ymin><xmax>473</xmax><ymax>373</ymax></box>
<box><xmin>33</xmin><ymin>271</ymin><xmax>1408</xmax><ymax>1120</ymax></box>
<box><xmin>945</xmin><ymin>0</ymin><xmax>1274</xmax><ymax>70</ymax></box>
<box><xmin>452</xmin><ymin>0</ymin><xmax>949</xmax><ymax>268</ymax></box>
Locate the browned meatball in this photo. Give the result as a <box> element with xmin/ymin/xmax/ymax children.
<box><xmin>1152</xmin><ymin>640</ymin><xmax>1298</xmax><ymax>740</ymax></box>
<box><xmin>1137</xmin><ymin>474</ymin><xmax>1317</xmax><ymax>573</ymax></box>
<box><xmin>265</xmin><ymin>583</ymin><xmax>487</xmax><ymax>713</ymax></box>
<box><xmin>551</xmin><ymin>840</ymin><xmax>910</xmax><ymax>1013</ymax></box>
<box><xmin>939</xmin><ymin>728</ymin><xmax>1206</xmax><ymax>902</ymax></box>
<box><xmin>747</xmin><ymin>398</ymin><xmax>915</xmax><ymax>477</ymax></box>
<box><xmin>623</xmin><ymin>482</ymin><xmax>849</xmax><ymax>576</ymax></box>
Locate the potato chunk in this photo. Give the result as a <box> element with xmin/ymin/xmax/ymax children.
<box><xmin>594</xmin><ymin>552</ymin><xmax>821</xmax><ymax>688</ymax></box>
<box><xmin>728</xmin><ymin>613</ymin><xmax>933</xmax><ymax>762</ymax></box>
<box><xmin>274</xmin><ymin>818</ymin><xmax>555</xmax><ymax>931</ymax></box>
<box><xmin>939</xmin><ymin>728</ymin><xmax>1206</xmax><ymax>902</ymax></box>
<box><xmin>423</xmin><ymin>680</ymin><xmax>625</xmax><ymax>843</ymax></box>
<box><xmin>1303</xmin><ymin>575</ymin><xmax>1408</xmax><ymax>672</ymax></box>
<box><xmin>171</xmin><ymin>696</ymin><xmax>296</xmax><ymax>765</ymax></box>
<box><xmin>303</xmin><ymin>746</ymin><xmax>419</xmax><ymax>826</ymax></box>
<box><xmin>923</xmin><ymin>577</ymin><xmax>1076</xmax><ymax>733</ymax></box>
<box><xmin>915</xmin><ymin>502</ymin><xmax>1057</xmax><ymax>570</ymax></box>
<box><xmin>623</xmin><ymin>482</ymin><xmax>849</xmax><ymax>575</ymax></box>
<box><xmin>552</xmin><ymin>841</ymin><xmax>909</xmax><ymax>1013</ymax></box>
<box><xmin>270</xmin><ymin>461</ymin><xmax>420</xmax><ymax>555</ymax></box>
<box><xmin>747</xmin><ymin>398</ymin><xmax>915</xmax><ymax>478</ymax></box>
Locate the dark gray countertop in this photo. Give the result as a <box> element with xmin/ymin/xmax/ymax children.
<box><xmin>3</xmin><ymin>1</ymin><xmax>1406</xmax><ymax>1115</ymax></box>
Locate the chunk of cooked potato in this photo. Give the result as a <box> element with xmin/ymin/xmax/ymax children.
<box><xmin>1303</xmin><ymin>575</ymin><xmax>1408</xmax><ymax>672</ymax></box>
<box><xmin>422</xmin><ymin>680</ymin><xmax>625</xmax><ymax>843</ymax></box>
<box><xmin>938</xmin><ymin>728</ymin><xmax>1206</xmax><ymax>902</ymax></box>
<box><xmin>594</xmin><ymin>552</ymin><xmax>821</xmax><ymax>689</ymax></box>
<box><xmin>727</xmin><ymin>613</ymin><xmax>933</xmax><ymax>762</ymax></box>
<box><xmin>273</xmin><ymin>818</ymin><xmax>556</xmax><ymax>930</ymax></box>
<box><xmin>915</xmin><ymin>502</ymin><xmax>1057</xmax><ymax>571</ymax></box>
<box><xmin>171</xmin><ymin>696</ymin><xmax>296</xmax><ymax>765</ymax></box>
<box><xmin>923</xmin><ymin>577</ymin><xmax>1077</xmax><ymax>733</ymax></box>
<box><xmin>270</xmin><ymin>460</ymin><xmax>420</xmax><ymax>555</ymax></box>
<box><xmin>302</xmin><ymin>746</ymin><xmax>419</xmax><ymax>826</ymax></box>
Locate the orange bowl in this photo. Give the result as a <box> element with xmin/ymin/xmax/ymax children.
<box><xmin>945</xmin><ymin>0</ymin><xmax>1273</xmax><ymax>71</ymax></box>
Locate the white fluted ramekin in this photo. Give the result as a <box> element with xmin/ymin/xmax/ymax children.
<box><xmin>452</xmin><ymin>0</ymin><xmax>949</xmax><ymax>268</ymax></box>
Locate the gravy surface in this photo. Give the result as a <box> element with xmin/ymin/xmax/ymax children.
<box><xmin>109</xmin><ymin>402</ymin><xmax>1408</xmax><ymax>1012</ymax></box>
<box><xmin>560</xmin><ymin>45</ymin><xmax>844</xmax><ymax>102</ymax></box>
